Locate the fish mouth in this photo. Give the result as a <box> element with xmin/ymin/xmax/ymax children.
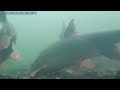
<box><xmin>30</xmin><ymin>64</ymin><xmax>47</xmax><ymax>78</ymax></box>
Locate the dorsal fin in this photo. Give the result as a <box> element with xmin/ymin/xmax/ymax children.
<box><xmin>60</xmin><ymin>19</ymin><xmax>77</xmax><ymax>40</ymax></box>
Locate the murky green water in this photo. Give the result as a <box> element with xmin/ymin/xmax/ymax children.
<box><xmin>1</xmin><ymin>11</ymin><xmax>120</xmax><ymax>79</ymax></box>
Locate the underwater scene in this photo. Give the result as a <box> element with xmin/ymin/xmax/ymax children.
<box><xmin>0</xmin><ymin>11</ymin><xmax>120</xmax><ymax>79</ymax></box>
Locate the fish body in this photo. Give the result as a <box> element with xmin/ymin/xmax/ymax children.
<box><xmin>30</xmin><ymin>19</ymin><xmax>120</xmax><ymax>77</ymax></box>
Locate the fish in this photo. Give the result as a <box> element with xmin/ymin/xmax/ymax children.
<box><xmin>30</xmin><ymin>19</ymin><xmax>120</xmax><ymax>78</ymax></box>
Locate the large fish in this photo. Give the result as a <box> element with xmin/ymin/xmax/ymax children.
<box><xmin>30</xmin><ymin>19</ymin><xmax>120</xmax><ymax>78</ymax></box>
